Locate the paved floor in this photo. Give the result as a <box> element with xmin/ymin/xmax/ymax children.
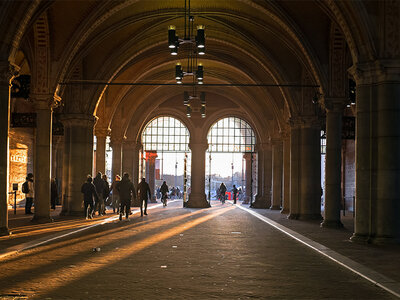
<box><xmin>0</xmin><ymin>201</ymin><xmax>399</xmax><ymax>299</ymax></box>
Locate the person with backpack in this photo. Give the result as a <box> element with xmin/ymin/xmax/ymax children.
<box><xmin>22</xmin><ymin>173</ymin><xmax>34</xmax><ymax>214</ymax></box>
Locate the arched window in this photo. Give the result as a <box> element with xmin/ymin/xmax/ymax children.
<box><xmin>207</xmin><ymin>117</ymin><xmax>256</xmax><ymax>152</ymax></box>
<box><xmin>142</xmin><ymin>116</ymin><xmax>190</xmax><ymax>152</ymax></box>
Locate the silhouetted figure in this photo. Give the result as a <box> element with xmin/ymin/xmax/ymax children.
<box><xmin>110</xmin><ymin>175</ymin><xmax>121</xmax><ymax>213</ymax></box>
<box><xmin>22</xmin><ymin>173</ymin><xmax>34</xmax><ymax>214</ymax></box>
<box><xmin>232</xmin><ymin>185</ymin><xmax>238</xmax><ymax>204</ymax></box>
<box><xmin>219</xmin><ymin>183</ymin><xmax>227</xmax><ymax>203</ymax></box>
<box><xmin>137</xmin><ymin>178</ymin><xmax>151</xmax><ymax>216</ymax></box>
<box><xmin>51</xmin><ymin>178</ymin><xmax>58</xmax><ymax>210</ymax></box>
<box><xmin>160</xmin><ymin>181</ymin><xmax>169</xmax><ymax>207</ymax></box>
<box><xmin>117</xmin><ymin>173</ymin><xmax>136</xmax><ymax>220</ymax></box>
<box><xmin>93</xmin><ymin>172</ymin><xmax>106</xmax><ymax>216</ymax></box>
<box><xmin>102</xmin><ymin>174</ymin><xmax>110</xmax><ymax>214</ymax></box>
<box><xmin>81</xmin><ymin>175</ymin><xmax>99</xmax><ymax>219</ymax></box>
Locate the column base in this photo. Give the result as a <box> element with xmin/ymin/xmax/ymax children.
<box><xmin>288</xmin><ymin>213</ymin><xmax>299</xmax><ymax>220</ymax></box>
<box><xmin>280</xmin><ymin>208</ymin><xmax>289</xmax><ymax>214</ymax></box>
<box><xmin>320</xmin><ymin>219</ymin><xmax>344</xmax><ymax>229</ymax></box>
<box><xmin>251</xmin><ymin>195</ymin><xmax>270</xmax><ymax>209</ymax></box>
<box><xmin>31</xmin><ymin>216</ymin><xmax>54</xmax><ymax>223</ymax></box>
<box><xmin>186</xmin><ymin>193</ymin><xmax>210</xmax><ymax>208</ymax></box>
<box><xmin>0</xmin><ymin>227</ymin><xmax>11</xmax><ymax>236</ymax></box>
<box><xmin>270</xmin><ymin>205</ymin><xmax>281</xmax><ymax>210</ymax></box>
<box><xmin>298</xmin><ymin>213</ymin><xmax>323</xmax><ymax>221</ymax></box>
<box><xmin>350</xmin><ymin>233</ymin><xmax>370</xmax><ymax>244</ymax></box>
<box><xmin>370</xmin><ymin>236</ymin><xmax>400</xmax><ymax>245</ymax></box>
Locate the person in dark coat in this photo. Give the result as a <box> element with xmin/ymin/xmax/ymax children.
<box><xmin>51</xmin><ymin>178</ymin><xmax>58</xmax><ymax>210</ymax></box>
<box><xmin>137</xmin><ymin>177</ymin><xmax>151</xmax><ymax>216</ymax></box>
<box><xmin>102</xmin><ymin>174</ymin><xmax>110</xmax><ymax>214</ymax></box>
<box><xmin>232</xmin><ymin>184</ymin><xmax>238</xmax><ymax>204</ymax></box>
<box><xmin>117</xmin><ymin>172</ymin><xmax>136</xmax><ymax>220</ymax></box>
<box><xmin>81</xmin><ymin>175</ymin><xmax>99</xmax><ymax>219</ymax></box>
<box><xmin>160</xmin><ymin>181</ymin><xmax>169</xmax><ymax>207</ymax></box>
<box><xmin>93</xmin><ymin>172</ymin><xmax>106</xmax><ymax>216</ymax></box>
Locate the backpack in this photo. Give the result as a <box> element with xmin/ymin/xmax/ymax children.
<box><xmin>22</xmin><ymin>181</ymin><xmax>29</xmax><ymax>194</ymax></box>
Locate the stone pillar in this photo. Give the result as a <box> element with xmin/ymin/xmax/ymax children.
<box><xmin>288</xmin><ymin>122</ymin><xmax>301</xmax><ymax>219</ymax></box>
<box><xmin>186</xmin><ymin>141</ymin><xmax>209</xmax><ymax>208</ymax></box>
<box><xmin>60</xmin><ymin>122</ymin><xmax>70</xmax><ymax>215</ymax></box>
<box><xmin>349</xmin><ymin>61</ymin><xmax>400</xmax><ymax>244</ymax></box>
<box><xmin>61</xmin><ymin>114</ymin><xmax>95</xmax><ymax>215</ymax></box>
<box><xmin>95</xmin><ymin>128</ymin><xmax>108</xmax><ymax>175</ymax></box>
<box><xmin>122</xmin><ymin>140</ymin><xmax>135</xmax><ymax>176</ymax></box>
<box><xmin>146</xmin><ymin>150</ymin><xmax>157</xmax><ymax>202</ymax></box>
<box><xmin>32</xmin><ymin>95</ymin><xmax>54</xmax><ymax>222</ymax></box>
<box><xmin>110</xmin><ymin>137</ymin><xmax>122</xmax><ymax>180</ymax></box>
<box><xmin>243</xmin><ymin>153</ymin><xmax>253</xmax><ymax>204</ymax></box>
<box><xmin>0</xmin><ymin>63</ymin><xmax>18</xmax><ymax>236</ymax></box>
<box><xmin>252</xmin><ymin>142</ymin><xmax>272</xmax><ymax>208</ymax></box>
<box><xmin>281</xmin><ymin>134</ymin><xmax>290</xmax><ymax>214</ymax></box>
<box><xmin>271</xmin><ymin>139</ymin><xmax>283</xmax><ymax>210</ymax></box>
<box><xmin>133</xmin><ymin>142</ymin><xmax>142</xmax><ymax>185</ymax></box>
<box><xmin>321</xmin><ymin>99</ymin><xmax>345</xmax><ymax>228</ymax></box>
<box><xmin>299</xmin><ymin>121</ymin><xmax>322</xmax><ymax>220</ymax></box>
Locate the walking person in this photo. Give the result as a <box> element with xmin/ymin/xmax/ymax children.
<box><xmin>160</xmin><ymin>181</ymin><xmax>169</xmax><ymax>207</ymax></box>
<box><xmin>219</xmin><ymin>182</ymin><xmax>227</xmax><ymax>204</ymax></box>
<box><xmin>232</xmin><ymin>184</ymin><xmax>238</xmax><ymax>204</ymax></box>
<box><xmin>51</xmin><ymin>178</ymin><xmax>58</xmax><ymax>210</ymax></box>
<box><xmin>117</xmin><ymin>173</ymin><xmax>136</xmax><ymax>221</ymax></box>
<box><xmin>93</xmin><ymin>172</ymin><xmax>106</xmax><ymax>216</ymax></box>
<box><xmin>137</xmin><ymin>178</ymin><xmax>151</xmax><ymax>216</ymax></box>
<box><xmin>81</xmin><ymin>175</ymin><xmax>98</xmax><ymax>219</ymax></box>
<box><xmin>110</xmin><ymin>175</ymin><xmax>121</xmax><ymax>213</ymax></box>
<box><xmin>102</xmin><ymin>174</ymin><xmax>110</xmax><ymax>214</ymax></box>
<box><xmin>22</xmin><ymin>173</ymin><xmax>34</xmax><ymax>214</ymax></box>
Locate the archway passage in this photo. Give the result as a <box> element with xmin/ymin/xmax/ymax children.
<box><xmin>140</xmin><ymin>116</ymin><xmax>191</xmax><ymax>204</ymax></box>
<box><xmin>206</xmin><ymin>117</ymin><xmax>256</xmax><ymax>206</ymax></box>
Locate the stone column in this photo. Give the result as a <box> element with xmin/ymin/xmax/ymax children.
<box><xmin>133</xmin><ymin>142</ymin><xmax>142</xmax><ymax>186</ymax></box>
<box><xmin>288</xmin><ymin>121</ymin><xmax>301</xmax><ymax>219</ymax></box>
<box><xmin>281</xmin><ymin>134</ymin><xmax>290</xmax><ymax>214</ymax></box>
<box><xmin>146</xmin><ymin>150</ymin><xmax>157</xmax><ymax>202</ymax></box>
<box><xmin>299</xmin><ymin>120</ymin><xmax>322</xmax><ymax>220</ymax></box>
<box><xmin>321</xmin><ymin>99</ymin><xmax>345</xmax><ymax>228</ymax></box>
<box><xmin>95</xmin><ymin>128</ymin><xmax>108</xmax><ymax>175</ymax></box>
<box><xmin>110</xmin><ymin>136</ymin><xmax>122</xmax><ymax>180</ymax></box>
<box><xmin>271</xmin><ymin>139</ymin><xmax>283</xmax><ymax>210</ymax></box>
<box><xmin>60</xmin><ymin>122</ymin><xmax>70</xmax><ymax>215</ymax></box>
<box><xmin>32</xmin><ymin>95</ymin><xmax>55</xmax><ymax>222</ymax></box>
<box><xmin>122</xmin><ymin>140</ymin><xmax>135</xmax><ymax>176</ymax></box>
<box><xmin>0</xmin><ymin>63</ymin><xmax>18</xmax><ymax>236</ymax></box>
<box><xmin>186</xmin><ymin>141</ymin><xmax>209</xmax><ymax>208</ymax></box>
<box><xmin>252</xmin><ymin>142</ymin><xmax>272</xmax><ymax>208</ymax></box>
<box><xmin>243</xmin><ymin>153</ymin><xmax>253</xmax><ymax>204</ymax></box>
<box><xmin>61</xmin><ymin>114</ymin><xmax>95</xmax><ymax>215</ymax></box>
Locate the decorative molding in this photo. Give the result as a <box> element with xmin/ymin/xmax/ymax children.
<box><xmin>0</xmin><ymin>62</ymin><xmax>20</xmax><ymax>86</ymax></box>
<box><xmin>32</xmin><ymin>14</ymin><xmax>50</xmax><ymax>95</ymax></box>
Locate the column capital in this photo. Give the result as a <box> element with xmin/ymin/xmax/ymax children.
<box><xmin>0</xmin><ymin>62</ymin><xmax>19</xmax><ymax>86</ymax></box>
<box><xmin>123</xmin><ymin>139</ymin><xmax>136</xmax><ymax>149</ymax></box>
<box><xmin>110</xmin><ymin>135</ymin><xmax>124</xmax><ymax>147</ymax></box>
<box><xmin>256</xmin><ymin>142</ymin><xmax>271</xmax><ymax>152</ymax></box>
<box><xmin>189</xmin><ymin>141</ymin><xmax>208</xmax><ymax>152</ymax></box>
<box><xmin>60</xmin><ymin>113</ymin><xmax>96</xmax><ymax>128</ymax></box>
<box><xmin>289</xmin><ymin>116</ymin><xmax>320</xmax><ymax>129</ymax></box>
<box><xmin>348</xmin><ymin>59</ymin><xmax>400</xmax><ymax>85</ymax></box>
<box><xmin>94</xmin><ymin>126</ymin><xmax>110</xmax><ymax>138</ymax></box>
<box><xmin>30</xmin><ymin>93</ymin><xmax>61</xmax><ymax>110</ymax></box>
<box><xmin>322</xmin><ymin>98</ymin><xmax>346</xmax><ymax>113</ymax></box>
